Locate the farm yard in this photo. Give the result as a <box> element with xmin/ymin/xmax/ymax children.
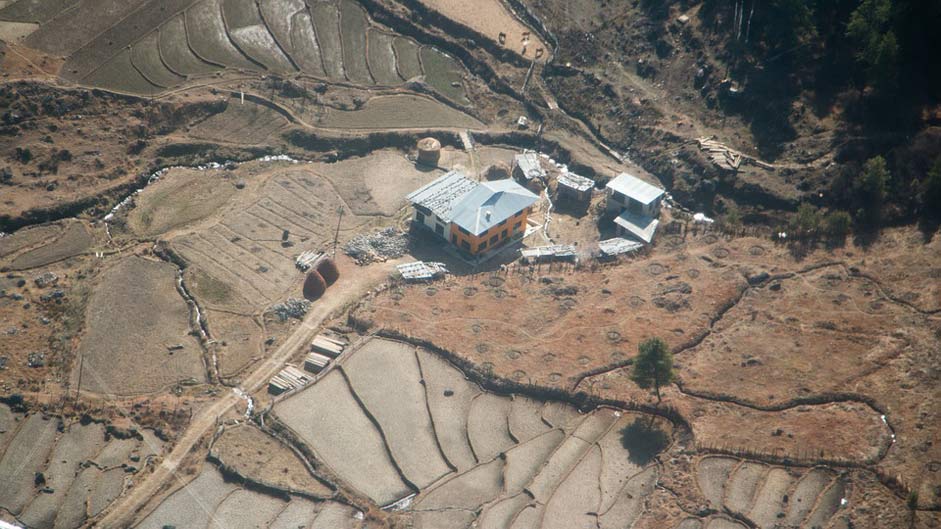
<box><xmin>0</xmin><ymin>406</ymin><xmax>164</xmax><ymax>529</ymax></box>
<box><xmin>0</xmin><ymin>0</ymin><xmax>939</xmax><ymax>525</ymax></box>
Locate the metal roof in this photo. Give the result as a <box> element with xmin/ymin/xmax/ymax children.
<box><xmin>450</xmin><ymin>180</ymin><xmax>539</xmax><ymax>236</ymax></box>
<box><xmin>514</xmin><ymin>153</ymin><xmax>546</xmax><ymax>180</ymax></box>
<box><xmin>606</xmin><ymin>172</ymin><xmax>664</xmax><ymax>205</ymax></box>
<box><xmin>397</xmin><ymin>261</ymin><xmax>449</xmax><ymax>281</ymax></box>
<box><xmin>269</xmin><ymin>366</ymin><xmax>312</xmax><ymax>392</ymax></box>
<box><xmin>613</xmin><ymin>210</ymin><xmax>660</xmax><ymax>244</ymax></box>
<box><xmin>406</xmin><ymin>170</ymin><xmax>478</xmax><ymax>222</ymax></box>
<box><xmin>520</xmin><ymin>244</ymin><xmax>577</xmax><ymax>259</ymax></box>
<box><xmin>557</xmin><ymin>172</ymin><xmax>595</xmax><ymax>192</ymax></box>
<box><xmin>598</xmin><ymin>237</ymin><xmax>644</xmax><ymax>256</ymax></box>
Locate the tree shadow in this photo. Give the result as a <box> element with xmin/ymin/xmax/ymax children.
<box><xmin>620</xmin><ymin>418</ymin><xmax>670</xmax><ymax>466</ymax></box>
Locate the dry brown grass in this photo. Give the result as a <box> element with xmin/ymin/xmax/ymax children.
<box><xmin>210</xmin><ymin>423</ymin><xmax>332</xmax><ymax>497</ymax></box>
<box><xmin>419</xmin><ymin>0</ymin><xmax>549</xmax><ymax>61</ymax></box>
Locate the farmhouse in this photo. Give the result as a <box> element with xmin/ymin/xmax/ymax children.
<box><xmin>605</xmin><ymin>172</ymin><xmax>666</xmax><ymax>244</ymax></box>
<box><xmin>407</xmin><ymin>170</ymin><xmax>539</xmax><ymax>256</ymax></box>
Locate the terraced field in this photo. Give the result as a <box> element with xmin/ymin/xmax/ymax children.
<box><xmin>1</xmin><ymin>0</ymin><xmax>470</xmax><ymax>100</ymax></box>
<box><xmin>0</xmin><ymin>406</ymin><xmax>163</xmax><ymax>529</ymax></box>
<box><xmin>272</xmin><ymin>337</ymin><xmax>670</xmax><ymax>526</ymax></box>
<box><xmin>134</xmin><ymin>464</ymin><xmax>359</xmax><ymax>529</ymax></box>
<box><xmin>0</xmin><ymin>219</ymin><xmax>95</xmax><ymax>271</ymax></box>
<box><xmin>168</xmin><ymin>168</ymin><xmax>363</xmax><ymax>309</ymax></box>
<box><xmin>683</xmin><ymin>456</ymin><xmax>846</xmax><ymax>529</ymax></box>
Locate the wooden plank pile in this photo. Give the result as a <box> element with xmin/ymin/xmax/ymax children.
<box><xmin>697</xmin><ymin>137</ymin><xmax>743</xmax><ymax>172</ymax></box>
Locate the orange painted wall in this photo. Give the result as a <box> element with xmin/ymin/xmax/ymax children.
<box><xmin>449</xmin><ymin>207</ymin><xmax>531</xmax><ymax>255</ymax></box>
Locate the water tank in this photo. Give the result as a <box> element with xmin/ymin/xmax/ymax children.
<box><xmin>316</xmin><ymin>257</ymin><xmax>340</xmax><ymax>286</ymax></box>
<box><xmin>302</xmin><ymin>270</ymin><xmax>327</xmax><ymax>301</ymax></box>
<box><xmin>417</xmin><ymin>137</ymin><xmax>441</xmax><ymax>166</ymax></box>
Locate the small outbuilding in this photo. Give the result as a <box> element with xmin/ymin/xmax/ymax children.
<box><xmin>512</xmin><ymin>153</ymin><xmax>547</xmax><ymax>188</ymax></box>
<box><xmin>613</xmin><ymin>210</ymin><xmax>660</xmax><ymax>244</ymax></box>
<box><xmin>556</xmin><ymin>172</ymin><xmax>595</xmax><ymax>203</ymax></box>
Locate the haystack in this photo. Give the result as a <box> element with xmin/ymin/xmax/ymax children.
<box><xmin>316</xmin><ymin>257</ymin><xmax>340</xmax><ymax>286</ymax></box>
<box><xmin>484</xmin><ymin>162</ymin><xmax>511</xmax><ymax>181</ymax></box>
<box><xmin>303</xmin><ymin>270</ymin><xmax>327</xmax><ymax>300</ymax></box>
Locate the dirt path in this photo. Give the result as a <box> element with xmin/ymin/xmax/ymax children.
<box><xmin>94</xmin><ymin>256</ymin><xmax>403</xmax><ymax>528</ymax></box>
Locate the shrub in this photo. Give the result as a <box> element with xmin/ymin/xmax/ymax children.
<box><xmin>856</xmin><ymin>155</ymin><xmax>890</xmax><ymax>225</ymax></box>
<box><xmin>923</xmin><ymin>157</ymin><xmax>941</xmax><ymax>218</ymax></box>
<box><xmin>792</xmin><ymin>203</ymin><xmax>821</xmax><ymax>235</ymax></box>
<box><xmin>824</xmin><ymin>210</ymin><xmax>852</xmax><ymax>240</ymax></box>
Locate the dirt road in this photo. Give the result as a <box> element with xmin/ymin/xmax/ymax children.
<box><xmin>95</xmin><ymin>256</ymin><xmax>401</xmax><ymax>528</ymax></box>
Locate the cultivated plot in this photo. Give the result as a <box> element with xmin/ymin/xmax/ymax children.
<box><xmin>272</xmin><ymin>337</ymin><xmax>671</xmax><ymax>526</ymax></box>
<box><xmin>134</xmin><ymin>464</ymin><xmax>358</xmax><ymax>529</ymax></box>
<box><xmin>168</xmin><ymin>168</ymin><xmax>354</xmax><ymax>309</ymax></box>
<box><xmin>76</xmin><ymin>256</ymin><xmax>206</xmax><ymax>395</ymax></box>
<box><xmin>0</xmin><ymin>407</ymin><xmax>163</xmax><ymax>529</ymax></box>
<box><xmin>685</xmin><ymin>456</ymin><xmax>845</xmax><ymax>529</ymax></box>
<box><xmin>209</xmin><ymin>423</ymin><xmax>333</xmax><ymax>497</ymax></box>
<box><xmin>37</xmin><ymin>0</ymin><xmax>470</xmax><ymax>101</ymax></box>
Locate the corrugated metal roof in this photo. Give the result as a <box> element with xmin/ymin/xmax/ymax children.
<box><xmin>520</xmin><ymin>244</ymin><xmax>577</xmax><ymax>259</ymax></box>
<box><xmin>606</xmin><ymin>172</ymin><xmax>664</xmax><ymax>205</ymax></box>
<box><xmin>269</xmin><ymin>366</ymin><xmax>312</xmax><ymax>392</ymax></box>
<box><xmin>311</xmin><ymin>336</ymin><xmax>343</xmax><ymax>357</ymax></box>
<box><xmin>557</xmin><ymin>172</ymin><xmax>595</xmax><ymax>192</ymax></box>
<box><xmin>304</xmin><ymin>352</ymin><xmax>331</xmax><ymax>372</ymax></box>
<box><xmin>598</xmin><ymin>237</ymin><xmax>644</xmax><ymax>256</ymax></box>
<box><xmin>406</xmin><ymin>170</ymin><xmax>478</xmax><ymax>222</ymax></box>
<box><xmin>514</xmin><ymin>153</ymin><xmax>545</xmax><ymax>180</ymax></box>
<box><xmin>451</xmin><ymin>180</ymin><xmax>539</xmax><ymax>236</ymax></box>
<box><xmin>613</xmin><ymin>210</ymin><xmax>660</xmax><ymax>243</ymax></box>
<box><xmin>397</xmin><ymin>261</ymin><xmax>449</xmax><ymax>281</ymax></box>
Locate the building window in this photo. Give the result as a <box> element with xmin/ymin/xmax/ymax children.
<box><xmin>461</xmin><ymin>240</ymin><xmax>471</xmax><ymax>251</ymax></box>
<box><xmin>502</xmin><ymin>229</ymin><xmax>508</xmax><ymax>239</ymax></box>
<box><xmin>435</xmin><ymin>224</ymin><xmax>444</xmax><ymax>235</ymax></box>
<box><xmin>451</xmin><ymin>234</ymin><xmax>458</xmax><ymax>243</ymax></box>
<box><xmin>513</xmin><ymin>221</ymin><xmax>522</xmax><ymax>230</ymax></box>
<box><xmin>416</xmin><ymin>211</ymin><xmax>425</xmax><ymax>223</ymax></box>
<box><xmin>490</xmin><ymin>234</ymin><xmax>498</xmax><ymax>245</ymax></box>
<box><xmin>478</xmin><ymin>241</ymin><xmax>488</xmax><ymax>251</ymax></box>
<box><xmin>498</xmin><ymin>218</ymin><xmax>507</xmax><ymax>226</ymax></box>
